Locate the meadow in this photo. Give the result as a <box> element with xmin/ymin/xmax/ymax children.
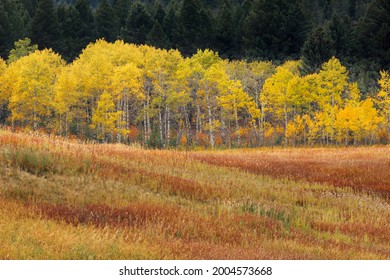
<box><xmin>0</xmin><ymin>128</ymin><xmax>389</xmax><ymax>259</ymax></box>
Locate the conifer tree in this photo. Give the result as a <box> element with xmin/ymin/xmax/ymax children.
<box><xmin>75</xmin><ymin>0</ymin><xmax>96</xmax><ymax>52</ymax></box>
<box><xmin>300</xmin><ymin>26</ymin><xmax>335</xmax><ymax>74</ymax></box>
<box><xmin>178</xmin><ymin>0</ymin><xmax>213</xmax><ymax>55</ymax></box>
<box><xmin>96</xmin><ymin>0</ymin><xmax>117</xmax><ymax>42</ymax></box>
<box><xmin>114</xmin><ymin>0</ymin><xmax>130</xmax><ymax>39</ymax></box>
<box><xmin>126</xmin><ymin>1</ymin><xmax>153</xmax><ymax>44</ymax></box>
<box><xmin>0</xmin><ymin>0</ymin><xmax>10</xmax><ymax>58</ymax></box>
<box><xmin>215</xmin><ymin>0</ymin><xmax>235</xmax><ymax>58</ymax></box>
<box><xmin>356</xmin><ymin>0</ymin><xmax>390</xmax><ymax>69</ymax></box>
<box><xmin>31</xmin><ymin>0</ymin><xmax>61</xmax><ymax>51</ymax></box>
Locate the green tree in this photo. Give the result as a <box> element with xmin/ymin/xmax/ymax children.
<box><xmin>96</xmin><ymin>0</ymin><xmax>117</xmax><ymax>42</ymax></box>
<box><xmin>300</xmin><ymin>25</ymin><xmax>335</xmax><ymax>74</ymax></box>
<box><xmin>7</xmin><ymin>38</ymin><xmax>38</xmax><ymax>63</ymax></box>
<box><xmin>0</xmin><ymin>0</ymin><xmax>11</xmax><ymax>58</ymax></box>
<box><xmin>147</xmin><ymin>21</ymin><xmax>170</xmax><ymax>49</ymax></box>
<box><xmin>356</xmin><ymin>0</ymin><xmax>390</xmax><ymax>69</ymax></box>
<box><xmin>5</xmin><ymin>0</ymin><xmax>31</xmax><ymax>46</ymax></box>
<box><xmin>243</xmin><ymin>0</ymin><xmax>307</xmax><ymax>60</ymax></box>
<box><xmin>74</xmin><ymin>0</ymin><xmax>97</xmax><ymax>53</ymax></box>
<box><xmin>177</xmin><ymin>0</ymin><xmax>213</xmax><ymax>55</ymax></box>
<box><xmin>163</xmin><ymin>3</ymin><xmax>180</xmax><ymax>49</ymax></box>
<box><xmin>57</xmin><ymin>4</ymin><xmax>81</xmax><ymax>61</ymax></box>
<box><xmin>0</xmin><ymin>57</ymin><xmax>8</xmax><ymax>123</ymax></box>
<box><xmin>126</xmin><ymin>1</ymin><xmax>153</xmax><ymax>44</ymax></box>
<box><xmin>114</xmin><ymin>0</ymin><xmax>130</xmax><ymax>37</ymax></box>
<box><xmin>215</xmin><ymin>0</ymin><xmax>235</xmax><ymax>58</ymax></box>
<box><xmin>31</xmin><ymin>0</ymin><xmax>61</xmax><ymax>51</ymax></box>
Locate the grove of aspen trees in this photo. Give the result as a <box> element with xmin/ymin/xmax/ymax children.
<box><xmin>0</xmin><ymin>39</ymin><xmax>389</xmax><ymax>148</ymax></box>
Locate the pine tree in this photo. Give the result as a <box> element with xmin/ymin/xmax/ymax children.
<box><xmin>215</xmin><ymin>0</ymin><xmax>235</xmax><ymax>58</ymax></box>
<box><xmin>114</xmin><ymin>0</ymin><xmax>130</xmax><ymax>39</ymax></box>
<box><xmin>0</xmin><ymin>0</ymin><xmax>10</xmax><ymax>58</ymax></box>
<box><xmin>96</xmin><ymin>0</ymin><xmax>117</xmax><ymax>42</ymax></box>
<box><xmin>153</xmin><ymin>1</ymin><xmax>166</xmax><ymax>25</ymax></box>
<box><xmin>177</xmin><ymin>0</ymin><xmax>213</xmax><ymax>55</ymax></box>
<box><xmin>126</xmin><ymin>1</ymin><xmax>153</xmax><ymax>44</ymax></box>
<box><xmin>21</xmin><ymin>0</ymin><xmax>38</xmax><ymax>17</ymax></box>
<box><xmin>163</xmin><ymin>3</ymin><xmax>180</xmax><ymax>49</ymax></box>
<box><xmin>356</xmin><ymin>0</ymin><xmax>390</xmax><ymax>70</ymax></box>
<box><xmin>6</xmin><ymin>0</ymin><xmax>31</xmax><ymax>45</ymax></box>
<box><xmin>31</xmin><ymin>0</ymin><xmax>61</xmax><ymax>51</ymax></box>
<box><xmin>300</xmin><ymin>25</ymin><xmax>336</xmax><ymax>74</ymax></box>
<box><xmin>57</xmin><ymin>4</ymin><xmax>82</xmax><ymax>61</ymax></box>
<box><xmin>243</xmin><ymin>0</ymin><xmax>306</xmax><ymax>60</ymax></box>
<box><xmin>147</xmin><ymin>21</ymin><xmax>170</xmax><ymax>49</ymax></box>
<box><xmin>74</xmin><ymin>0</ymin><xmax>96</xmax><ymax>52</ymax></box>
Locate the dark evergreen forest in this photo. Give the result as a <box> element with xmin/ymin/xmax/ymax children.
<box><xmin>0</xmin><ymin>0</ymin><xmax>389</xmax><ymax>92</ymax></box>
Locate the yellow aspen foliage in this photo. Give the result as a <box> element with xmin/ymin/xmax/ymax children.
<box><xmin>0</xmin><ymin>58</ymin><xmax>6</xmax><ymax>76</ymax></box>
<box><xmin>355</xmin><ymin>99</ymin><xmax>383</xmax><ymax>143</ymax></box>
<box><xmin>91</xmin><ymin>91</ymin><xmax>123</xmax><ymax>141</ymax></box>
<box><xmin>346</xmin><ymin>83</ymin><xmax>362</xmax><ymax>106</ymax></box>
<box><xmin>317</xmin><ymin>57</ymin><xmax>348</xmax><ymax>108</ymax></box>
<box><xmin>377</xmin><ymin>70</ymin><xmax>390</xmax><ymax>128</ymax></box>
<box><xmin>262</xmin><ymin>62</ymin><xmax>297</xmax><ymax>142</ymax></box>
<box><xmin>286</xmin><ymin>115</ymin><xmax>306</xmax><ymax>145</ymax></box>
<box><xmin>335</xmin><ymin>104</ymin><xmax>356</xmax><ymax>145</ymax></box>
<box><xmin>5</xmin><ymin>49</ymin><xmax>64</xmax><ymax>130</ymax></box>
<box><xmin>0</xmin><ymin>58</ymin><xmax>7</xmax><ymax>101</ymax></box>
<box><xmin>0</xmin><ymin>39</ymin><xmax>388</xmax><ymax>147</ymax></box>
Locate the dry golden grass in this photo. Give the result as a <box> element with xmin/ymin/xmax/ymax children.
<box><xmin>0</xmin><ymin>129</ymin><xmax>389</xmax><ymax>259</ymax></box>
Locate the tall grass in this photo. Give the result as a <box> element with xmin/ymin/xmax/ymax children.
<box><xmin>0</xmin><ymin>129</ymin><xmax>389</xmax><ymax>259</ymax></box>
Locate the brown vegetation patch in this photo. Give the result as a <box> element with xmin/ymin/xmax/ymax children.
<box><xmin>311</xmin><ymin>221</ymin><xmax>390</xmax><ymax>242</ymax></box>
<box><xmin>31</xmin><ymin>201</ymin><xmax>283</xmax><ymax>245</ymax></box>
<box><xmin>33</xmin><ymin>202</ymin><xmax>180</xmax><ymax>228</ymax></box>
<box><xmin>190</xmin><ymin>147</ymin><xmax>390</xmax><ymax>196</ymax></box>
<box><xmin>96</xmin><ymin>160</ymin><xmax>222</xmax><ymax>201</ymax></box>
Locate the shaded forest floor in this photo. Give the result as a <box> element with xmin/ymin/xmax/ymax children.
<box><xmin>0</xmin><ymin>129</ymin><xmax>389</xmax><ymax>259</ymax></box>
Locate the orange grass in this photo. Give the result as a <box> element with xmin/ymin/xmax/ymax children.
<box><xmin>1</xmin><ymin>129</ymin><xmax>390</xmax><ymax>259</ymax></box>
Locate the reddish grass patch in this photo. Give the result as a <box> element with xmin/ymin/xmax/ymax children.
<box><xmin>311</xmin><ymin>221</ymin><xmax>390</xmax><ymax>242</ymax></box>
<box><xmin>96</xmin><ymin>160</ymin><xmax>223</xmax><ymax>201</ymax></box>
<box><xmin>33</xmin><ymin>202</ymin><xmax>181</xmax><ymax>228</ymax></box>
<box><xmin>30</xmin><ymin>201</ymin><xmax>283</xmax><ymax>246</ymax></box>
<box><xmin>190</xmin><ymin>147</ymin><xmax>390</xmax><ymax>196</ymax></box>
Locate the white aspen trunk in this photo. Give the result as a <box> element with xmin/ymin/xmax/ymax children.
<box><xmin>126</xmin><ymin>94</ymin><xmax>130</xmax><ymax>130</ymax></box>
<box><xmin>143</xmin><ymin>102</ymin><xmax>147</xmax><ymax>146</ymax></box>
<box><xmin>33</xmin><ymin>97</ymin><xmax>37</xmax><ymax>131</ymax></box>
<box><xmin>260</xmin><ymin>102</ymin><xmax>265</xmax><ymax>145</ymax></box>
<box><xmin>65</xmin><ymin>112</ymin><xmax>68</xmax><ymax>136</ymax></box>
<box><xmin>234</xmin><ymin>104</ymin><xmax>240</xmax><ymax>146</ymax></box>
<box><xmin>183</xmin><ymin>105</ymin><xmax>191</xmax><ymax>146</ymax></box>
<box><xmin>206</xmin><ymin>90</ymin><xmax>215</xmax><ymax>149</ymax></box>
<box><xmin>164</xmin><ymin>105</ymin><xmax>168</xmax><ymax>147</ymax></box>
<box><xmin>196</xmin><ymin>104</ymin><xmax>201</xmax><ymax>139</ymax></box>
<box><xmin>284</xmin><ymin>103</ymin><xmax>288</xmax><ymax>146</ymax></box>
<box><xmin>167</xmin><ymin>107</ymin><xmax>170</xmax><ymax>146</ymax></box>
<box><xmin>159</xmin><ymin>109</ymin><xmax>163</xmax><ymax>146</ymax></box>
<box><xmin>146</xmin><ymin>96</ymin><xmax>151</xmax><ymax>141</ymax></box>
<box><xmin>59</xmin><ymin>113</ymin><xmax>62</xmax><ymax>135</ymax></box>
<box><xmin>221</xmin><ymin>111</ymin><xmax>226</xmax><ymax>146</ymax></box>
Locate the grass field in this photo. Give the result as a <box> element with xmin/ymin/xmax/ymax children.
<box><xmin>0</xmin><ymin>129</ymin><xmax>389</xmax><ymax>259</ymax></box>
